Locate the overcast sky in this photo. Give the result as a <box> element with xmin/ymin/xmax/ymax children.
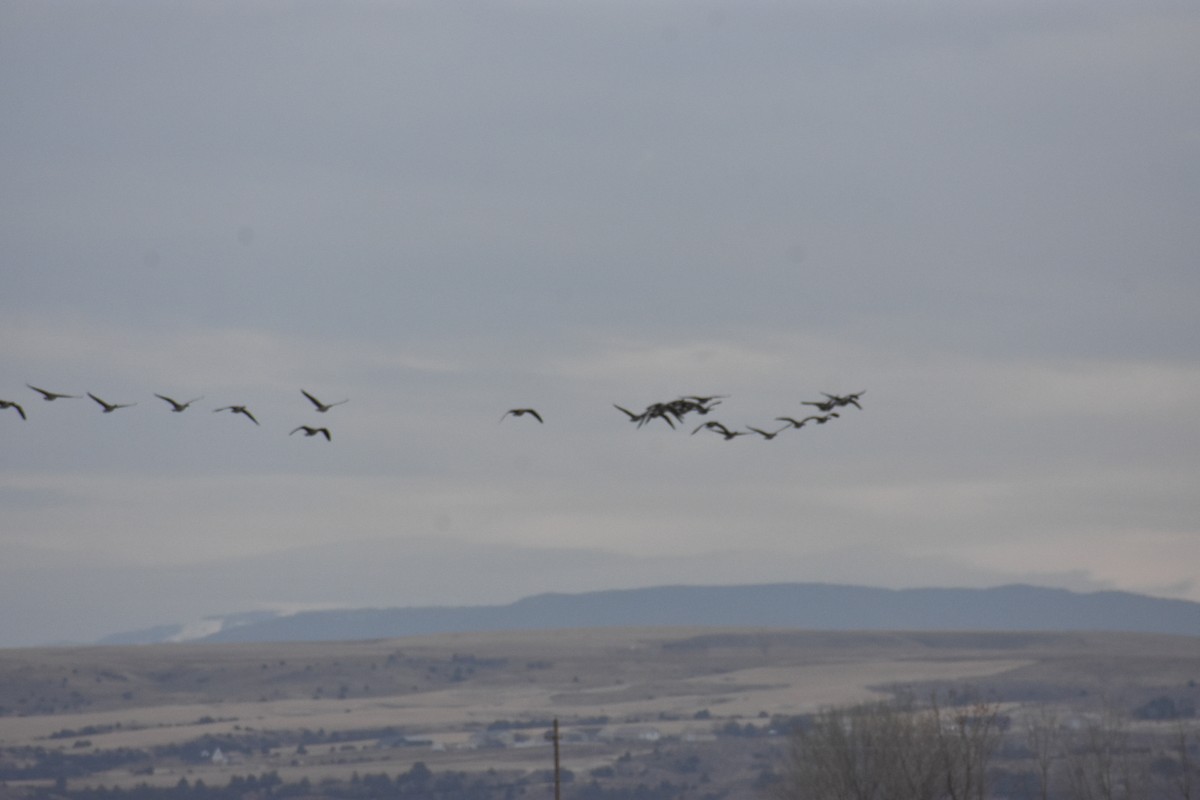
<box><xmin>2</xmin><ymin>0</ymin><xmax>1198</xmax><ymax>647</ymax></box>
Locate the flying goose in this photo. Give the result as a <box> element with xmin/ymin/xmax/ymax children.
<box><xmin>802</xmin><ymin>398</ymin><xmax>839</xmax><ymax>413</ymax></box>
<box><xmin>27</xmin><ymin>384</ymin><xmax>80</xmax><ymax>401</ymax></box>
<box><xmin>1</xmin><ymin>399</ymin><xmax>26</xmax><ymax>420</ymax></box>
<box><xmin>823</xmin><ymin>391</ymin><xmax>866</xmax><ymax>409</ymax></box>
<box><xmin>501</xmin><ymin>408</ymin><xmax>543</xmax><ymax>423</ymax></box>
<box><xmin>618</xmin><ymin>399</ymin><xmax>701</xmax><ymax>429</ymax></box>
<box><xmin>775</xmin><ymin>413</ymin><xmax>839</xmax><ymax>428</ymax></box>
<box><xmin>746</xmin><ymin>425</ymin><xmax>787</xmax><ymax>440</ymax></box>
<box><xmin>214</xmin><ymin>405</ymin><xmax>259</xmax><ymax>425</ymax></box>
<box><xmin>681</xmin><ymin>394</ymin><xmax>728</xmax><ymax>405</ymax></box>
<box><xmin>88</xmin><ymin>393</ymin><xmax>137</xmax><ymax>413</ymax></box>
<box><xmin>290</xmin><ymin>425</ymin><xmax>331</xmax><ymax>441</ymax></box>
<box><xmin>665</xmin><ymin>397</ymin><xmax>718</xmax><ymax>419</ymax></box>
<box><xmin>640</xmin><ymin>404</ymin><xmax>676</xmax><ymax>428</ymax></box>
<box><xmin>301</xmin><ymin>390</ymin><xmax>348</xmax><ymax>413</ymax></box>
<box><xmin>692</xmin><ymin>420</ymin><xmax>746</xmax><ymax>440</ymax></box>
<box><xmin>155</xmin><ymin>394</ymin><xmax>203</xmax><ymax>412</ymax></box>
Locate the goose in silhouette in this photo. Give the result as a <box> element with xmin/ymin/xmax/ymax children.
<box><xmin>802</xmin><ymin>398</ymin><xmax>839</xmax><ymax>413</ymax></box>
<box><xmin>775</xmin><ymin>413</ymin><xmax>838</xmax><ymax>428</ymax></box>
<box><xmin>155</xmin><ymin>394</ymin><xmax>203</xmax><ymax>412</ymax></box>
<box><xmin>1</xmin><ymin>399</ymin><xmax>26</xmax><ymax>420</ymax></box>
<box><xmin>681</xmin><ymin>394</ymin><xmax>728</xmax><ymax>405</ymax></box>
<box><xmin>640</xmin><ymin>403</ymin><xmax>677</xmax><ymax>428</ymax></box>
<box><xmin>667</xmin><ymin>397</ymin><xmax>720</xmax><ymax>418</ymax></box>
<box><xmin>746</xmin><ymin>425</ymin><xmax>787</xmax><ymax>440</ymax></box>
<box><xmin>677</xmin><ymin>395</ymin><xmax>725</xmax><ymax>415</ymax></box>
<box><xmin>619</xmin><ymin>398</ymin><xmax>713</xmax><ymax>429</ymax></box>
<box><xmin>692</xmin><ymin>420</ymin><xmax>746</xmax><ymax>440</ymax></box>
<box><xmin>501</xmin><ymin>408</ymin><xmax>543</xmax><ymax>423</ymax></box>
<box><xmin>631</xmin><ymin>400</ymin><xmax>695</xmax><ymax>428</ymax></box>
<box><xmin>88</xmin><ymin>393</ymin><xmax>137</xmax><ymax>413</ymax></box>
<box><xmin>27</xmin><ymin>384</ymin><xmax>80</xmax><ymax>401</ymax></box>
<box><xmin>214</xmin><ymin>405</ymin><xmax>259</xmax><ymax>425</ymax></box>
<box><xmin>301</xmin><ymin>390</ymin><xmax>348</xmax><ymax>413</ymax></box>
<box><xmin>291</xmin><ymin>425</ymin><xmax>331</xmax><ymax>441</ymax></box>
<box><xmin>823</xmin><ymin>391</ymin><xmax>866</xmax><ymax>409</ymax></box>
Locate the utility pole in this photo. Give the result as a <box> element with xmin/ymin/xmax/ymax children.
<box><xmin>553</xmin><ymin>717</ymin><xmax>561</xmax><ymax>800</ymax></box>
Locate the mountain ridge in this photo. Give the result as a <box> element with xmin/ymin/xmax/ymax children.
<box><xmin>99</xmin><ymin>582</ymin><xmax>1200</xmax><ymax>645</ymax></box>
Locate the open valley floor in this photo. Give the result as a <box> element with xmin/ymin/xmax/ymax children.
<box><xmin>1</xmin><ymin>628</ymin><xmax>1198</xmax><ymax>798</ymax></box>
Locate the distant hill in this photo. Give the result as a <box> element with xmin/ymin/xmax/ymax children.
<box><xmin>98</xmin><ymin>583</ymin><xmax>1200</xmax><ymax>645</ymax></box>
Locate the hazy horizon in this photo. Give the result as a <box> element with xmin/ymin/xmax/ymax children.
<box><xmin>0</xmin><ymin>535</ymin><xmax>1178</xmax><ymax>647</ymax></box>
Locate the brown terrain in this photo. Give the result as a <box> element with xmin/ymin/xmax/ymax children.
<box><xmin>1</xmin><ymin>628</ymin><xmax>1198</xmax><ymax>796</ymax></box>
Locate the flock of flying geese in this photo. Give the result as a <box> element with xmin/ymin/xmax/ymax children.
<box><xmin>610</xmin><ymin>391</ymin><xmax>864</xmax><ymax>441</ymax></box>
<box><xmin>3</xmin><ymin>384</ymin><xmax>865</xmax><ymax>443</ymax></box>
<box><xmin>503</xmin><ymin>390</ymin><xmax>866</xmax><ymax>442</ymax></box>
<box><xmin>1</xmin><ymin>385</ymin><xmax>346</xmax><ymax>441</ymax></box>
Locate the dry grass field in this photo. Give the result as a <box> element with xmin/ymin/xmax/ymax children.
<box><xmin>1</xmin><ymin>627</ymin><xmax>1198</xmax><ymax>797</ymax></box>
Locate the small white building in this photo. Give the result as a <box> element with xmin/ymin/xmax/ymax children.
<box><xmin>604</xmin><ymin>726</ymin><xmax>662</xmax><ymax>742</ymax></box>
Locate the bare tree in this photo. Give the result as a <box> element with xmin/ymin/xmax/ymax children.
<box><xmin>930</xmin><ymin>691</ymin><xmax>1005</xmax><ymax>800</ymax></box>
<box><xmin>1167</xmin><ymin>718</ymin><xmax>1199</xmax><ymax>800</ymax></box>
<box><xmin>1063</xmin><ymin>706</ymin><xmax>1147</xmax><ymax>800</ymax></box>
<box><xmin>777</xmin><ymin>690</ymin><xmax>1196</xmax><ymax>800</ymax></box>
<box><xmin>1022</xmin><ymin>704</ymin><xmax>1061</xmax><ymax>800</ymax></box>
<box><xmin>774</xmin><ymin>697</ymin><xmax>939</xmax><ymax>800</ymax></box>
<box><xmin>773</xmin><ymin>692</ymin><xmax>1002</xmax><ymax>800</ymax></box>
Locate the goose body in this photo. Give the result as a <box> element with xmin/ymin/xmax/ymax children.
<box><xmin>681</xmin><ymin>394</ymin><xmax>728</xmax><ymax>405</ymax></box>
<box><xmin>692</xmin><ymin>420</ymin><xmax>746</xmax><ymax>440</ymax></box>
<box><xmin>746</xmin><ymin>425</ymin><xmax>786</xmax><ymax>440</ymax></box>
<box><xmin>1</xmin><ymin>399</ymin><xmax>26</xmax><ymax>420</ymax></box>
<box><xmin>88</xmin><ymin>393</ymin><xmax>136</xmax><ymax>413</ymax></box>
<box><xmin>501</xmin><ymin>408</ymin><xmax>543</xmax><ymax>423</ymax></box>
<box><xmin>775</xmin><ymin>413</ymin><xmax>838</xmax><ymax>428</ymax></box>
<box><xmin>823</xmin><ymin>391</ymin><xmax>866</xmax><ymax>409</ymax></box>
<box><xmin>155</xmin><ymin>394</ymin><xmax>203</xmax><ymax>412</ymax></box>
<box><xmin>28</xmin><ymin>384</ymin><xmax>79</xmax><ymax>401</ymax></box>
<box><xmin>291</xmin><ymin>425</ymin><xmax>331</xmax><ymax>441</ymax></box>
<box><xmin>302</xmin><ymin>390</ymin><xmax>348</xmax><ymax>413</ymax></box>
<box><xmin>214</xmin><ymin>405</ymin><xmax>260</xmax><ymax>425</ymax></box>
